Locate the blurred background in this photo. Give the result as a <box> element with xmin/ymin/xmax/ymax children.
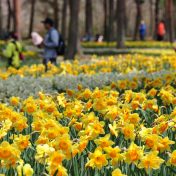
<box><xmin>0</xmin><ymin>0</ymin><xmax>176</xmax><ymax>60</ymax></box>
<box><xmin>0</xmin><ymin>0</ymin><xmax>175</xmax><ymax>39</ymax></box>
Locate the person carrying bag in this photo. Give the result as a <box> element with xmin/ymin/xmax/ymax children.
<box><xmin>3</xmin><ymin>32</ymin><xmax>24</xmax><ymax>69</ymax></box>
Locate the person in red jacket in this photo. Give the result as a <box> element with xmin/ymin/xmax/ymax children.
<box><xmin>157</xmin><ymin>20</ymin><xmax>166</xmax><ymax>41</ymax></box>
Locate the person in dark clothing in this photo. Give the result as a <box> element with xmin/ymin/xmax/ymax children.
<box><xmin>41</xmin><ymin>18</ymin><xmax>59</xmax><ymax>71</ymax></box>
<box><xmin>139</xmin><ymin>21</ymin><xmax>146</xmax><ymax>41</ymax></box>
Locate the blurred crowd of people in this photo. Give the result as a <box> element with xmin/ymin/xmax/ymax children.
<box><xmin>82</xmin><ymin>33</ymin><xmax>104</xmax><ymax>42</ymax></box>
<box><xmin>139</xmin><ymin>20</ymin><xmax>166</xmax><ymax>41</ymax></box>
<box><xmin>82</xmin><ymin>20</ymin><xmax>167</xmax><ymax>42</ymax></box>
<box><xmin>1</xmin><ymin>18</ymin><xmax>65</xmax><ymax>71</ymax></box>
<box><xmin>0</xmin><ymin>17</ymin><xmax>174</xmax><ymax>70</ymax></box>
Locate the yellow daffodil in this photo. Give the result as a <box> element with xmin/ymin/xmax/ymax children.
<box><xmin>167</xmin><ymin>150</ymin><xmax>176</xmax><ymax>166</ymax></box>
<box><xmin>10</xmin><ymin>96</ymin><xmax>20</xmax><ymax>106</ymax></box>
<box><xmin>23</xmin><ymin>164</ymin><xmax>34</xmax><ymax>176</ymax></box>
<box><xmin>35</xmin><ymin>144</ymin><xmax>55</xmax><ymax>164</ymax></box>
<box><xmin>122</xmin><ymin>123</ymin><xmax>136</xmax><ymax>141</ymax></box>
<box><xmin>144</xmin><ymin>134</ymin><xmax>160</xmax><ymax>150</ymax></box>
<box><xmin>104</xmin><ymin>146</ymin><xmax>122</xmax><ymax>165</ymax></box>
<box><xmin>49</xmin><ymin>164</ymin><xmax>68</xmax><ymax>176</ymax></box>
<box><xmin>94</xmin><ymin>134</ymin><xmax>114</xmax><ymax>148</ymax></box>
<box><xmin>158</xmin><ymin>137</ymin><xmax>175</xmax><ymax>152</ymax></box>
<box><xmin>86</xmin><ymin>147</ymin><xmax>108</xmax><ymax>169</ymax></box>
<box><xmin>13</xmin><ymin>134</ymin><xmax>31</xmax><ymax>151</ymax></box>
<box><xmin>138</xmin><ymin>151</ymin><xmax>164</xmax><ymax>171</ymax></box>
<box><xmin>124</xmin><ymin>142</ymin><xmax>143</xmax><ymax>165</ymax></box>
<box><xmin>0</xmin><ymin>119</ymin><xmax>12</xmax><ymax>139</ymax></box>
<box><xmin>109</xmin><ymin>121</ymin><xmax>118</xmax><ymax>137</ymax></box>
<box><xmin>112</xmin><ymin>168</ymin><xmax>127</xmax><ymax>176</ymax></box>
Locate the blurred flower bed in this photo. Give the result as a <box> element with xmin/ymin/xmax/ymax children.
<box><xmin>0</xmin><ymin>69</ymin><xmax>175</xmax><ymax>102</ymax></box>
<box><xmin>0</xmin><ymin>54</ymin><xmax>176</xmax><ymax>79</ymax></box>
<box><xmin>82</xmin><ymin>41</ymin><xmax>175</xmax><ymax>49</ymax></box>
<box><xmin>0</xmin><ymin>54</ymin><xmax>175</xmax><ymax>101</ymax></box>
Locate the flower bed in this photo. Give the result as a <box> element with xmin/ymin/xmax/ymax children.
<box><xmin>0</xmin><ymin>80</ymin><xmax>176</xmax><ymax>175</ymax></box>
<box><xmin>0</xmin><ymin>53</ymin><xmax>176</xmax><ymax>175</ymax></box>
<box><xmin>0</xmin><ymin>70</ymin><xmax>175</xmax><ymax>102</ymax></box>
<box><xmin>81</xmin><ymin>41</ymin><xmax>175</xmax><ymax>49</ymax></box>
<box><xmin>0</xmin><ymin>54</ymin><xmax>176</xmax><ymax>79</ymax></box>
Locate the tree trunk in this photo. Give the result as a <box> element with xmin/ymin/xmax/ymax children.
<box><xmin>133</xmin><ymin>1</ymin><xmax>142</xmax><ymax>40</ymax></box>
<box><xmin>53</xmin><ymin>0</ymin><xmax>59</xmax><ymax>29</ymax></box>
<box><xmin>61</xmin><ymin>0</ymin><xmax>68</xmax><ymax>39</ymax></box>
<box><xmin>65</xmin><ymin>0</ymin><xmax>80</xmax><ymax>60</ymax></box>
<box><xmin>154</xmin><ymin>0</ymin><xmax>160</xmax><ymax>39</ymax></box>
<box><xmin>149</xmin><ymin>0</ymin><xmax>154</xmax><ymax>37</ymax></box>
<box><xmin>166</xmin><ymin>0</ymin><xmax>175</xmax><ymax>42</ymax></box>
<box><xmin>12</xmin><ymin>1</ymin><xmax>16</xmax><ymax>31</ymax></box>
<box><xmin>28</xmin><ymin>0</ymin><xmax>36</xmax><ymax>37</ymax></box>
<box><xmin>85</xmin><ymin>0</ymin><xmax>93</xmax><ymax>36</ymax></box>
<box><xmin>117</xmin><ymin>0</ymin><xmax>125</xmax><ymax>48</ymax></box>
<box><xmin>108</xmin><ymin>0</ymin><xmax>114</xmax><ymax>41</ymax></box>
<box><xmin>0</xmin><ymin>0</ymin><xmax>2</xmax><ymax>34</ymax></box>
<box><xmin>104</xmin><ymin>0</ymin><xmax>109</xmax><ymax>41</ymax></box>
<box><xmin>7</xmin><ymin>0</ymin><xmax>12</xmax><ymax>31</ymax></box>
<box><xmin>13</xmin><ymin>0</ymin><xmax>21</xmax><ymax>39</ymax></box>
<box><xmin>175</xmin><ymin>1</ymin><xmax>176</xmax><ymax>36</ymax></box>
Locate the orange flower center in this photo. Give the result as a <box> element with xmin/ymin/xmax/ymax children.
<box><xmin>20</xmin><ymin>140</ymin><xmax>29</xmax><ymax>149</ymax></box>
<box><xmin>0</xmin><ymin>149</ymin><xmax>11</xmax><ymax>159</ymax></box>
<box><xmin>146</xmin><ymin>139</ymin><xmax>154</xmax><ymax>148</ymax></box>
<box><xmin>129</xmin><ymin>150</ymin><xmax>139</xmax><ymax>161</ymax></box>
<box><xmin>171</xmin><ymin>156</ymin><xmax>176</xmax><ymax>165</ymax></box>
<box><xmin>59</xmin><ymin>141</ymin><xmax>69</xmax><ymax>151</ymax></box>
<box><xmin>109</xmin><ymin>151</ymin><xmax>117</xmax><ymax>158</ymax></box>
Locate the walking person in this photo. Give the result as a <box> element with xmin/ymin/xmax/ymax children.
<box><xmin>3</xmin><ymin>32</ymin><xmax>24</xmax><ymax>69</ymax></box>
<box><xmin>157</xmin><ymin>20</ymin><xmax>166</xmax><ymax>41</ymax></box>
<box><xmin>139</xmin><ymin>21</ymin><xmax>146</xmax><ymax>41</ymax></box>
<box><xmin>41</xmin><ymin>18</ymin><xmax>59</xmax><ymax>71</ymax></box>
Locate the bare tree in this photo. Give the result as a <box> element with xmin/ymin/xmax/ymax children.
<box><xmin>116</xmin><ymin>0</ymin><xmax>126</xmax><ymax>48</ymax></box>
<box><xmin>133</xmin><ymin>0</ymin><xmax>144</xmax><ymax>40</ymax></box>
<box><xmin>28</xmin><ymin>0</ymin><xmax>36</xmax><ymax>37</ymax></box>
<box><xmin>13</xmin><ymin>0</ymin><xmax>21</xmax><ymax>38</ymax></box>
<box><xmin>85</xmin><ymin>0</ymin><xmax>93</xmax><ymax>36</ymax></box>
<box><xmin>65</xmin><ymin>0</ymin><xmax>80</xmax><ymax>60</ymax></box>
<box><xmin>108</xmin><ymin>0</ymin><xmax>114</xmax><ymax>41</ymax></box>
<box><xmin>53</xmin><ymin>0</ymin><xmax>59</xmax><ymax>29</ymax></box>
<box><xmin>0</xmin><ymin>0</ymin><xmax>2</xmax><ymax>34</ymax></box>
<box><xmin>166</xmin><ymin>0</ymin><xmax>175</xmax><ymax>42</ymax></box>
<box><xmin>7</xmin><ymin>0</ymin><xmax>13</xmax><ymax>31</ymax></box>
<box><xmin>154</xmin><ymin>0</ymin><xmax>160</xmax><ymax>39</ymax></box>
<box><xmin>149</xmin><ymin>0</ymin><xmax>154</xmax><ymax>36</ymax></box>
<box><xmin>61</xmin><ymin>0</ymin><xmax>68</xmax><ymax>39</ymax></box>
<box><xmin>104</xmin><ymin>0</ymin><xmax>109</xmax><ymax>40</ymax></box>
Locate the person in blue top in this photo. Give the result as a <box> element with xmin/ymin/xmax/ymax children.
<box><xmin>41</xmin><ymin>18</ymin><xmax>59</xmax><ymax>71</ymax></box>
<box><xmin>139</xmin><ymin>21</ymin><xmax>146</xmax><ymax>41</ymax></box>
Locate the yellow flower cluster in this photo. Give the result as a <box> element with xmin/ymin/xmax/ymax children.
<box><xmin>0</xmin><ymin>54</ymin><xmax>176</xmax><ymax>79</ymax></box>
<box><xmin>23</xmin><ymin>51</ymin><xmax>37</xmax><ymax>57</ymax></box>
<box><xmin>0</xmin><ymin>82</ymin><xmax>176</xmax><ymax>175</ymax></box>
<box><xmin>81</xmin><ymin>41</ymin><xmax>174</xmax><ymax>49</ymax></box>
